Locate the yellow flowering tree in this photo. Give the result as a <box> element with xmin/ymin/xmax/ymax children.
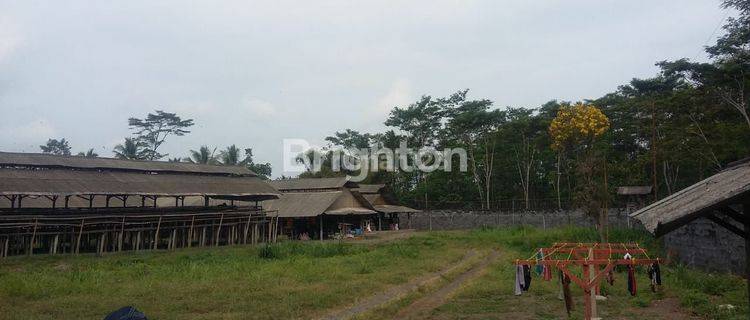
<box><xmin>549</xmin><ymin>102</ymin><xmax>611</xmax><ymax>240</ymax></box>
<box><xmin>549</xmin><ymin>102</ymin><xmax>610</xmax><ymax>152</ymax></box>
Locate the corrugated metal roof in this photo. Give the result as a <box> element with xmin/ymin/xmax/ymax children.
<box><xmin>617</xmin><ymin>186</ymin><xmax>652</xmax><ymax>195</ymax></box>
<box><xmin>630</xmin><ymin>161</ymin><xmax>750</xmax><ymax>236</ymax></box>
<box><xmin>264</xmin><ymin>191</ymin><xmax>342</xmax><ymax>217</ymax></box>
<box><xmin>0</xmin><ymin>152</ymin><xmax>254</xmax><ymax>176</ymax></box>
<box><xmin>270</xmin><ymin>177</ymin><xmax>354</xmax><ymax>191</ymax></box>
<box><xmin>0</xmin><ymin>168</ymin><xmax>280</xmax><ymax>200</ymax></box>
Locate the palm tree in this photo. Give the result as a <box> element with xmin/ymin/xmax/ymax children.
<box><xmin>167</xmin><ymin>157</ymin><xmax>182</xmax><ymax>163</ymax></box>
<box><xmin>219</xmin><ymin>145</ymin><xmax>241</xmax><ymax>165</ymax></box>
<box><xmin>77</xmin><ymin>148</ymin><xmax>99</xmax><ymax>158</ymax></box>
<box><xmin>185</xmin><ymin>146</ymin><xmax>218</xmax><ymax>164</ymax></box>
<box><xmin>113</xmin><ymin>138</ymin><xmax>148</xmax><ymax>160</ymax></box>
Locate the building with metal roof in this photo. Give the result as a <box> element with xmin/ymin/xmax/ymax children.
<box><xmin>630</xmin><ymin>159</ymin><xmax>749</xmax><ymax>306</ymax></box>
<box><xmin>265</xmin><ymin>178</ymin><xmax>378</xmax><ymax>240</ymax></box>
<box><xmin>0</xmin><ymin>152</ymin><xmax>281</xmax><ymax>257</ymax></box>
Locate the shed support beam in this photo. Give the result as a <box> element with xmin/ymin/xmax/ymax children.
<box><xmin>705</xmin><ymin>214</ymin><xmax>746</xmax><ymax>239</ymax></box>
<box><xmin>717</xmin><ymin>207</ymin><xmax>745</xmax><ymax>225</ymax></box>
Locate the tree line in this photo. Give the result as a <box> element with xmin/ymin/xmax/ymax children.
<box><xmin>302</xmin><ymin>0</ymin><xmax>750</xmax><ymax>216</ymax></box>
<box><xmin>39</xmin><ymin>110</ymin><xmax>272</xmax><ymax>178</ymax></box>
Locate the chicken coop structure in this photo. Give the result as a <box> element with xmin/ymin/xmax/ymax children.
<box><xmin>0</xmin><ymin>152</ymin><xmax>281</xmax><ymax>257</ymax></box>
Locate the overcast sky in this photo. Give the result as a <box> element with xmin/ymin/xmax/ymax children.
<box><xmin>0</xmin><ymin>1</ymin><xmax>730</xmax><ymax>177</ymax></box>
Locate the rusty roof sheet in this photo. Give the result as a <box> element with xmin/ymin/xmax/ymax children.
<box><xmin>630</xmin><ymin>161</ymin><xmax>750</xmax><ymax>236</ymax></box>
<box><xmin>0</xmin><ymin>168</ymin><xmax>280</xmax><ymax>200</ymax></box>
<box><xmin>0</xmin><ymin>152</ymin><xmax>254</xmax><ymax>176</ymax></box>
<box><xmin>270</xmin><ymin>177</ymin><xmax>355</xmax><ymax>191</ymax></box>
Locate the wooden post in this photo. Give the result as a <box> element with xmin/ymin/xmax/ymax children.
<box><xmin>320</xmin><ymin>215</ymin><xmax>324</xmax><ymax>241</ymax></box>
<box><xmin>188</xmin><ymin>216</ymin><xmax>195</xmax><ymax>248</ymax></box>
<box><xmin>28</xmin><ymin>219</ymin><xmax>38</xmax><ymax>256</ymax></box>
<box><xmin>97</xmin><ymin>233</ymin><xmax>106</xmax><ymax>256</ymax></box>
<box><xmin>153</xmin><ymin>216</ymin><xmax>162</xmax><ymax>250</ymax></box>
<box><xmin>588</xmin><ymin>247</ymin><xmax>597</xmax><ymax>319</ymax></box>
<box><xmin>215</xmin><ymin>214</ymin><xmax>224</xmax><ymax>246</ymax></box>
<box><xmin>583</xmin><ymin>261</ymin><xmax>592</xmax><ymax>320</ymax></box>
<box><xmin>118</xmin><ymin>216</ymin><xmax>125</xmax><ymax>252</ymax></box>
<box><xmin>243</xmin><ymin>215</ymin><xmax>252</xmax><ymax>244</ymax></box>
<box><xmin>200</xmin><ymin>227</ymin><xmax>206</xmax><ymax>247</ymax></box>
<box><xmin>135</xmin><ymin>231</ymin><xmax>142</xmax><ymax>251</ymax></box>
<box><xmin>50</xmin><ymin>235</ymin><xmax>59</xmax><ymax>255</ymax></box>
<box><xmin>170</xmin><ymin>229</ymin><xmax>177</xmax><ymax>250</ymax></box>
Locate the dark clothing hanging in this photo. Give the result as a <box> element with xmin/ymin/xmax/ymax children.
<box><xmin>560</xmin><ymin>271</ymin><xmax>573</xmax><ymax>316</ymax></box>
<box><xmin>648</xmin><ymin>263</ymin><xmax>661</xmax><ymax>292</ymax></box>
<box><xmin>627</xmin><ymin>265</ymin><xmax>637</xmax><ymax>296</ymax></box>
<box><xmin>606</xmin><ymin>270</ymin><xmax>615</xmax><ymax>286</ymax></box>
<box><xmin>522</xmin><ymin>265</ymin><xmax>532</xmax><ymax>291</ymax></box>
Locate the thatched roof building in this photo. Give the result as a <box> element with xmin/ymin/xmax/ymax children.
<box><xmin>354</xmin><ymin>184</ymin><xmax>420</xmax><ymax>214</ymax></box>
<box><xmin>264</xmin><ymin>177</ymin><xmax>375</xmax><ymax>218</ymax></box>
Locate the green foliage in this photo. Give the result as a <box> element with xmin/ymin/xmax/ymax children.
<box><xmin>258</xmin><ymin>242</ymin><xmax>365</xmax><ymax>260</ymax></box>
<box><xmin>128</xmin><ymin>110</ymin><xmax>194</xmax><ymax>160</ymax></box>
<box><xmin>113</xmin><ymin>137</ymin><xmax>149</xmax><ymax>160</ymax></box>
<box><xmin>40</xmin><ymin>138</ymin><xmax>72</xmax><ymax>156</ymax></box>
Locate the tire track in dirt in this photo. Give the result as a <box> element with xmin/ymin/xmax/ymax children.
<box><xmin>318</xmin><ymin>249</ymin><xmax>480</xmax><ymax>320</ymax></box>
<box><xmin>392</xmin><ymin>250</ymin><xmax>500</xmax><ymax>320</ymax></box>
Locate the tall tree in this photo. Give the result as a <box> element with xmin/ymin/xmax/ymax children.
<box><xmin>76</xmin><ymin>148</ymin><xmax>99</xmax><ymax>158</ymax></box>
<box><xmin>219</xmin><ymin>145</ymin><xmax>242</xmax><ymax>165</ymax></box>
<box><xmin>128</xmin><ymin>110</ymin><xmax>194</xmax><ymax>160</ymax></box>
<box><xmin>185</xmin><ymin>146</ymin><xmax>218</xmax><ymax>164</ymax></box>
<box><xmin>40</xmin><ymin>138</ymin><xmax>72</xmax><ymax>155</ymax></box>
<box><xmin>550</xmin><ymin>103</ymin><xmax>610</xmax><ymax>240</ymax></box>
<box><xmin>113</xmin><ymin>138</ymin><xmax>149</xmax><ymax>160</ymax></box>
<box><xmin>242</xmin><ymin>148</ymin><xmax>272</xmax><ymax>179</ymax></box>
<box><xmin>443</xmin><ymin>90</ymin><xmax>504</xmax><ymax>209</ymax></box>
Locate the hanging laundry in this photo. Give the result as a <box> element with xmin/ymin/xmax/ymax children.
<box><xmin>534</xmin><ymin>249</ymin><xmax>544</xmax><ymax>275</ymax></box>
<box><xmin>624</xmin><ymin>253</ymin><xmax>637</xmax><ymax>296</ymax></box>
<box><xmin>606</xmin><ymin>270</ymin><xmax>615</xmax><ymax>286</ymax></box>
<box><xmin>522</xmin><ymin>265</ymin><xmax>532</xmax><ymax>291</ymax></box>
<box><xmin>514</xmin><ymin>265</ymin><xmax>525</xmax><ymax>296</ymax></box>
<box><xmin>648</xmin><ymin>262</ymin><xmax>661</xmax><ymax>292</ymax></box>
<box><xmin>542</xmin><ymin>264</ymin><xmax>553</xmax><ymax>281</ymax></box>
<box><xmin>627</xmin><ymin>265</ymin><xmax>637</xmax><ymax>296</ymax></box>
<box><xmin>561</xmin><ymin>271</ymin><xmax>573</xmax><ymax>316</ymax></box>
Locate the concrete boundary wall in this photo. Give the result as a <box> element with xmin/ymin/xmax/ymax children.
<box><xmin>399</xmin><ymin>209</ymin><xmax>746</xmax><ymax>274</ymax></box>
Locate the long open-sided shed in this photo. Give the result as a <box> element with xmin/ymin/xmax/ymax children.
<box><xmin>630</xmin><ymin>158</ymin><xmax>750</xmax><ymax>305</ymax></box>
<box><xmin>0</xmin><ymin>152</ymin><xmax>281</xmax><ymax>256</ymax></box>
<box><xmin>264</xmin><ymin>177</ymin><xmax>377</xmax><ymax>240</ymax></box>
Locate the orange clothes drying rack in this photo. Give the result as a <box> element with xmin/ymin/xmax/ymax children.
<box><xmin>514</xmin><ymin>243</ymin><xmax>661</xmax><ymax>320</ymax></box>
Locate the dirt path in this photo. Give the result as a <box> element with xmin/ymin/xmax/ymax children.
<box><xmin>318</xmin><ymin>249</ymin><xmax>480</xmax><ymax>320</ymax></box>
<box><xmin>392</xmin><ymin>250</ymin><xmax>501</xmax><ymax>320</ymax></box>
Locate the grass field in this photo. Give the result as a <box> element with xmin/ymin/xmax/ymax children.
<box><xmin>0</xmin><ymin>226</ymin><xmax>747</xmax><ymax>319</ymax></box>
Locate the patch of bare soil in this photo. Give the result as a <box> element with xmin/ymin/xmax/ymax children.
<box><xmin>318</xmin><ymin>249</ymin><xmax>479</xmax><ymax>320</ymax></box>
<box><xmin>393</xmin><ymin>250</ymin><xmax>500</xmax><ymax>320</ymax></box>
<box><xmin>615</xmin><ymin>298</ymin><xmax>702</xmax><ymax>320</ymax></box>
